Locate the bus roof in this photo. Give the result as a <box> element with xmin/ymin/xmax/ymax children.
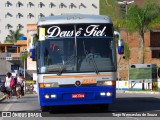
<box><xmin>38</xmin><ymin>14</ymin><xmax>112</xmax><ymax>26</ymax></box>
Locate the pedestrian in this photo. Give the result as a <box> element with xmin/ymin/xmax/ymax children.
<box><xmin>11</xmin><ymin>76</ymin><xmax>17</xmax><ymax>96</ymax></box>
<box><xmin>30</xmin><ymin>83</ymin><xmax>34</xmax><ymax>94</ymax></box>
<box><xmin>16</xmin><ymin>82</ymin><xmax>21</xmax><ymax>99</ymax></box>
<box><xmin>17</xmin><ymin>73</ymin><xmax>25</xmax><ymax>96</ymax></box>
<box><xmin>4</xmin><ymin>72</ymin><xmax>12</xmax><ymax>99</ymax></box>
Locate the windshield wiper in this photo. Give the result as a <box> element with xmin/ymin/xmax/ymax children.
<box><xmin>57</xmin><ymin>55</ymin><xmax>75</xmax><ymax>76</ymax></box>
<box><xmin>83</xmin><ymin>41</ymin><xmax>99</xmax><ymax>75</ymax></box>
<box><xmin>87</xmin><ymin>55</ymin><xmax>99</xmax><ymax>75</ymax></box>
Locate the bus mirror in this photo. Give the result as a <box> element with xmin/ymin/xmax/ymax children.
<box><xmin>29</xmin><ymin>34</ymin><xmax>37</xmax><ymax>61</ymax></box>
<box><xmin>118</xmin><ymin>39</ymin><xmax>124</xmax><ymax>54</ymax></box>
<box><xmin>29</xmin><ymin>48</ymin><xmax>36</xmax><ymax>61</ymax></box>
<box><xmin>114</xmin><ymin>31</ymin><xmax>124</xmax><ymax>55</ymax></box>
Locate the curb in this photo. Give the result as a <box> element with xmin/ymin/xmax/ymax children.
<box><xmin>125</xmin><ymin>91</ymin><xmax>160</xmax><ymax>94</ymax></box>
<box><xmin>116</xmin><ymin>90</ymin><xmax>160</xmax><ymax>94</ymax></box>
<box><xmin>0</xmin><ymin>95</ymin><xmax>6</xmax><ymax>102</ymax></box>
<box><xmin>0</xmin><ymin>93</ymin><xmax>36</xmax><ymax>102</ymax></box>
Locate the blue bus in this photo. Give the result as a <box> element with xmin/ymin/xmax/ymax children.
<box><xmin>30</xmin><ymin>14</ymin><xmax>124</xmax><ymax>112</ymax></box>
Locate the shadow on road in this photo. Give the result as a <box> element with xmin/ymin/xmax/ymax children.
<box><xmin>48</xmin><ymin>97</ymin><xmax>160</xmax><ymax>114</ymax></box>
<box><xmin>110</xmin><ymin>97</ymin><xmax>160</xmax><ymax>112</ymax></box>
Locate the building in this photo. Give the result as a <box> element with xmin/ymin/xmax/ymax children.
<box><xmin>0</xmin><ymin>39</ymin><xmax>27</xmax><ymax>75</ymax></box>
<box><xmin>0</xmin><ymin>0</ymin><xmax>99</xmax><ymax>43</ymax></box>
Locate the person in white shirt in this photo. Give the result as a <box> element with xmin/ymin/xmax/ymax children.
<box><xmin>5</xmin><ymin>72</ymin><xmax>12</xmax><ymax>99</ymax></box>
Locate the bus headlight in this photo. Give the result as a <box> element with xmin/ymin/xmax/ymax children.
<box><xmin>51</xmin><ymin>94</ymin><xmax>56</xmax><ymax>98</ymax></box>
<box><xmin>97</xmin><ymin>81</ymin><xmax>116</xmax><ymax>86</ymax></box>
<box><xmin>44</xmin><ymin>94</ymin><xmax>57</xmax><ymax>99</ymax></box>
<box><xmin>106</xmin><ymin>92</ymin><xmax>112</xmax><ymax>96</ymax></box>
<box><xmin>45</xmin><ymin>84</ymin><xmax>52</xmax><ymax>88</ymax></box>
<box><xmin>100</xmin><ymin>92</ymin><xmax>112</xmax><ymax>96</ymax></box>
<box><xmin>44</xmin><ymin>94</ymin><xmax>50</xmax><ymax>99</ymax></box>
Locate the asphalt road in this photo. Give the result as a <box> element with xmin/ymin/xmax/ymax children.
<box><xmin>0</xmin><ymin>92</ymin><xmax>160</xmax><ymax>120</ymax></box>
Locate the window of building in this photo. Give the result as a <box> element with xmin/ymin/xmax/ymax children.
<box><xmin>5</xmin><ymin>12</ymin><xmax>13</xmax><ymax>18</ymax></box>
<box><xmin>59</xmin><ymin>3</ymin><xmax>67</xmax><ymax>8</ymax></box>
<box><xmin>17</xmin><ymin>24</ymin><xmax>24</xmax><ymax>29</ymax></box>
<box><xmin>79</xmin><ymin>3</ymin><xmax>86</xmax><ymax>9</ymax></box>
<box><xmin>69</xmin><ymin>3</ymin><xmax>76</xmax><ymax>9</ymax></box>
<box><xmin>5</xmin><ymin>1</ymin><xmax>12</xmax><ymax>7</ymax></box>
<box><xmin>150</xmin><ymin>32</ymin><xmax>160</xmax><ymax>47</ymax></box>
<box><xmin>38</xmin><ymin>13</ymin><xmax>45</xmax><ymax>18</ymax></box>
<box><xmin>11</xmin><ymin>65</ymin><xmax>19</xmax><ymax>71</ymax></box>
<box><xmin>16</xmin><ymin>1</ymin><xmax>23</xmax><ymax>7</ymax></box>
<box><xmin>16</xmin><ymin>13</ymin><xmax>23</xmax><ymax>18</ymax></box>
<box><xmin>49</xmin><ymin>2</ymin><xmax>56</xmax><ymax>8</ymax></box>
<box><xmin>7</xmin><ymin>46</ymin><xmax>16</xmax><ymax>53</ymax></box>
<box><xmin>92</xmin><ymin>4</ymin><xmax>97</xmax><ymax>8</ymax></box>
<box><xmin>152</xmin><ymin>50</ymin><xmax>160</xmax><ymax>58</ymax></box>
<box><xmin>5</xmin><ymin>24</ymin><xmax>13</xmax><ymax>29</ymax></box>
<box><xmin>50</xmin><ymin>13</ymin><xmax>54</xmax><ymax>16</ymax></box>
<box><xmin>38</xmin><ymin>2</ymin><xmax>45</xmax><ymax>8</ymax></box>
<box><xmin>27</xmin><ymin>13</ymin><xmax>34</xmax><ymax>19</ymax></box>
<box><xmin>27</xmin><ymin>2</ymin><xmax>34</xmax><ymax>7</ymax></box>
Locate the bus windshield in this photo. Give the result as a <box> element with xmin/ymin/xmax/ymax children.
<box><xmin>37</xmin><ymin>24</ymin><xmax>116</xmax><ymax>74</ymax></box>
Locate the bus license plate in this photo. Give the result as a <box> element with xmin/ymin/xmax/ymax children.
<box><xmin>72</xmin><ymin>94</ymin><xmax>85</xmax><ymax>98</ymax></box>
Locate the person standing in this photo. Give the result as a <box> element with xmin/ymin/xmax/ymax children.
<box><xmin>17</xmin><ymin>73</ymin><xmax>25</xmax><ymax>97</ymax></box>
<box><xmin>5</xmin><ymin>72</ymin><xmax>12</xmax><ymax>99</ymax></box>
<box><xmin>30</xmin><ymin>83</ymin><xmax>34</xmax><ymax>94</ymax></box>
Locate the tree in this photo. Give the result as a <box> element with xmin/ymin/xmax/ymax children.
<box><xmin>4</xmin><ymin>29</ymin><xmax>24</xmax><ymax>43</ymax></box>
<box><xmin>20</xmin><ymin>51</ymin><xmax>29</xmax><ymax>66</ymax></box>
<box><xmin>126</xmin><ymin>0</ymin><xmax>160</xmax><ymax>63</ymax></box>
<box><xmin>20</xmin><ymin>51</ymin><xmax>29</xmax><ymax>79</ymax></box>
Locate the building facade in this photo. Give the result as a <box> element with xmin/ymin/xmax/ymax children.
<box><xmin>0</xmin><ymin>0</ymin><xmax>99</xmax><ymax>43</ymax></box>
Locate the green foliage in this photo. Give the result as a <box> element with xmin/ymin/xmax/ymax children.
<box><xmin>116</xmin><ymin>19</ymin><xmax>127</xmax><ymax>28</ymax></box>
<box><xmin>20</xmin><ymin>51</ymin><xmax>29</xmax><ymax>65</ymax></box>
<box><xmin>125</xmin><ymin>0</ymin><xmax>160</xmax><ymax>63</ymax></box>
<box><xmin>33</xmin><ymin>36</ymin><xmax>38</xmax><ymax>43</ymax></box>
<box><xmin>100</xmin><ymin>0</ymin><xmax>121</xmax><ymax>21</ymax></box>
<box><xmin>26</xmin><ymin>80</ymin><xmax>34</xmax><ymax>85</ymax></box>
<box><xmin>4</xmin><ymin>29</ymin><xmax>24</xmax><ymax>43</ymax></box>
<box><xmin>124</xmin><ymin>42</ymin><xmax>130</xmax><ymax>61</ymax></box>
<box><xmin>126</xmin><ymin>0</ymin><xmax>160</xmax><ymax>33</ymax></box>
<box><xmin>149</xmin><ymin>16</ymin><xmax>160</xmax><ymax>28</ymax></box>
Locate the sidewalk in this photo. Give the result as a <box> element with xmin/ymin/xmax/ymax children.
<box><xmin>0</xmin><ymin>91</ymin><xmax>36</xmax><ymax>102</ymax></box>
<box><xmin>116</xmin><ymin>90</ymin><xmax>160</xmax><ymax>94</ymax></box>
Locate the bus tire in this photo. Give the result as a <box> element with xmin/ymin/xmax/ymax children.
<box><xmin>41</xmin><ymin>106</ymin><xmax>48</xmax><ymax>112</ymax></box>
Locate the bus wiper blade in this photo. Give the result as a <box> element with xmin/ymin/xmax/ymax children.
<box><xmin>83</xmin><ymin>41</ymin><xmax>99</xmax><ymax>75</ymax></box>
<box><xmin>57</xmin><ymin>55</ymin><xmax>75</xmax><ymax>76</ymax></box>
<box><xmin>86</xmin><ymin>55</ymin><xmax>99</xmax><ymax>75</ymax></box>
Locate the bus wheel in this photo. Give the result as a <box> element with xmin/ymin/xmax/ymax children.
<box><xmin>41</xmin><ymin>106</ymin><xmax>49</xmax><ymax>112</ymax></box>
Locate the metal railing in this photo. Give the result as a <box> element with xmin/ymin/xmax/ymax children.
<box><xmin>0</xmin><ymin>53</ymin><xmax>23</xmax><ymax>60</ymax></box>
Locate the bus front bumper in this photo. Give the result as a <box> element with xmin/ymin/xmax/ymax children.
<box><xmin>38</xmin><ymin>86</ymin><xmax>116</xmax><ymax>107</ymax></box>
